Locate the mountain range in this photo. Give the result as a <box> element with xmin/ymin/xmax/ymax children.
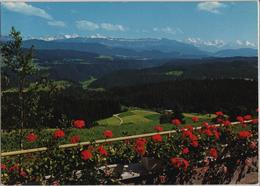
<box><xmin>1</xmin><ymin>36</ymin><xmax>258</xmax><ymax>59</ymax></box>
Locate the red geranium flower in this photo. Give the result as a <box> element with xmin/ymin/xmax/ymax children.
<box><xmin>154</xmin><ymin>125</ymin><xmax>163</xmax><ymax>132</ymax></box>
<box><xmin>204</xmin><ymin>129</ymin><xmax>213</xmax><ymax>137</ymax></box>
<box><xmin>151</xmin><ymin>134</ymin><xmax>163</xmax><ymax>142</ymax></box>
<box><xmin>171</xmin><ymin>119</ymin><xmax>181</xmax><ymax>126</ymax></box>
<box><xmin>1</xmin><ymin>163</ymin><xmax>6</xmax><ymax>170</ymax></box>
<box><xmin>251</xmin><ymin>118</ymin><xmax>258</xmax><ymax>124</ymax></box>
<box><xmin>242</xmin><ymin>123</ymin><xmax>247</xmax><ymax>128</ymax></box>
<box><xmin>213</xmin><ymin>131</ymin><xmax>220</xmax><ymax>140</ymax></box>
<box><xmin>103</xmin><ymin>130</ymin><xmax>113</xmax><ymax>138</ymax></box>
<box><xmin>97</xmin><ymin>146</ymin><xmax>108</xmax><ymax>156</ymax></box>
<box><xmin>26</xmin><ymin>132</ymin><xmax>37</xmax><ymax>142</ymax></box>
<box><xmin>217</xmin><ymin>118</ymin><xmax>223</xmax><ymax>123</ymax></box>
<box><xmin>236</xmin><ymin>116</ymin><xmax>244</xmax><ymax>123</ymax></box>
<box><xmin>182</xmin><ymin>147</ymin><xmax>189</xmax><ymax>154</ymax></box>
<box><xmin>249</xmin><ymin>141</ymin><xmax>257</xmax><ymax>149</ymax></box>
<box><xmin>190</xmin><ymin>134</ymin><xmax>198</xmax><ymax>141</ymax></box>
<box><xmin>190</xmin><ymin>140</ymin><xmax>199</xmax><ymax>147</ymax></box>
<box><xmin>73</xmin><ymin>120</ymin><xmax>85</xmax><ymax>129</ymax></box>
<box><xmin>182</xmin><ymin>129</ymin><xmax>198</xmax><ymax>141</ymax></box>
<box><xmin>223</xmin><ymin>120</ymin><xmax>231</xmax><ymax>127</ymax></box>
<box><xmin>70</xmin><ymin>135</ymin><xmax>80</xmax><ymax>144</ymax></box>
<box><xmin>209</xmin><ymin>148</ymin><xmax>218</xmax><ymax>159</ymax></box>
<box><xmin>203</xmin><ymin>122</ymin><xmax>210</xmax><ymax>129</ymax></box>
<box><xmin>170</xmin><ymin>157</ymin><xmax>189</xmax><ymax>171</ymax></box>
<box><xmin>215</xmin><ymin>111</ymin><xmax>224</xmax><ymax>116</ymax></box>
<box><xmin>136</xmin><ymin>138</ymin><xmax>147</xmax><ymax>146</ymax></box>
<box><xmin>52</xmin><ymin>180</ymin><xmax>60</xmax><ymax>186</ymax></box>
<box><xmin>185</xmin><ymin>125</ymin><xmax>193</xmax><ymax>132</ymax></box>
<box><xmin>135</xmin><ymin>145</ymin><xmax>145</xmax><ymax>156</ymax></box>
<box><xmin>81</xmin><ymin>150</ymin><xmax>92</xmax><ymax>160</ymax></box>
<box><xmin>244</xmin><ymin>115</ymin><xmax>252</xmax><ymax>120</ymax></box>
<box><xmin>53</xmin><ymin>129</ymin><xmax>65</xmax><ymax>139</ymax></box>
<box><xmin>135</xmin><ymin>138</ymin><xmax>146</xmax><ymax>156</ymax></box>
<box><xmin>191</xmin><ymin>116</ymin><xmax>199</xmax><ymax>122</ymax></box>
<box><xmin>20</xmin><ymin>170</ymin><xmax>27</xmax><ymax>177</ymax></box>
<box><xmin>238</xmin><ymin>130</ymin><xmax>252</xmax><ymax>139</ymax></box>
<box><xmin>9</xmin><ymin>164</ymin><xmax>19</xmax><ymax>172</ymax></box>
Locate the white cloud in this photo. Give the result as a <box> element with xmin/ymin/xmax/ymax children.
<box><xmin>186</xmin><ymin>38</ymin><xmax>256</xmax><ymax>49</ymax></box>
<box><xmin>76</xmin><ymin>20</ymin><xmax>99</xmax><ymax>30</ymax></box>
<box><xmin>47</xmin><ymin>20</ymin><xmax>66</xmax><ymax>27</ymax></box>
<box><xmin>197</xmin><ymin>2</ymin><xmax>226</xmax><ymax>14</ymax></box>
<box><xmin>89</xmin><ymin>33</ymin><xmax>107</xmax><ymax>39</ymax></box>
<box><xmin>186</xmin><ymin>37</ymin><xmax>225</xmax><ymax>47</ymax></box>
<box><xmin>236</xmin><ymin>40</ymin><xmax>255</xmax><ymax>47</ymax></box>
<box><xmin>63</xmin><ymin>34</ymin><xmax>80</xmax><ymax>39</ymax></box>
<box><xmin>153</xmin><ymin>27</ymin><xmax>183</xmax><ymax>35</ymax></box>
<box><xmin>245</xmin><ymin>41</ymin><xmax>256</xmax><ymax>47</ymax></box>
<box><xmin>2</xmin><ymin>2</ymin><xmax>52</xmax><ymax>20</ymax></box>
<box><xmin>76</xmin><ymin>20</ymin><xmax>125</xmax><ymax>32</ymax></box>
<box><xmin>3</xmin><ymin>2</ymin><xmax>66</xmax><ymax>28</ymax></box>
<box><xmin>236</xmin><ymin>40</ymin><xmax>243</xmax><ymax>45</ymax></box>
<box><xmin>100</xmin><ymin>23</ymin><xmax>125</xmax><ymax>31</ymax></box>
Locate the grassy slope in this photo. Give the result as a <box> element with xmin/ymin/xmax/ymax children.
<box><xmin>0</xmin><ymin>109</ymin><xmax>220</xmax><ymax>152</ymax></box>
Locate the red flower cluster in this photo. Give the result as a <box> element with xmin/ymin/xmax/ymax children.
<box><xmin>20</xmin><ymin>170</ymin><xmax>27</xmax><ymax>177</ymax></box>
<box><xmin>202</xmin><ymin>123</ymin><xmax>220</xmax><ymax>140</ymax></box>
<box><xmin>236</xmin><ymin>116</ymin><xmax>244</xmax><ymax>123</ymax></box>
<box><xmin>70</xmin><ymin>135</ymin><xmax>80</xmax><ymax>144</ymax></box>
<box><xmin>26</xmin><ymin>132</ymin><xmax>37</xmax><ymax>142</ymax></box>
<box><xmin>238</xmin><ymin>130</ymin><xmax>252</xmax><ymax>139</ymax></box>
<box><xmin>1</xmin><ymin>163</ymin><xmax>6</xmax><ymax>170</ymax></box>
<box><xmin>181</xmin><ymin>128</ymin><xmax>199</xmax><ymax>147</ymax></box>
<box><xmin>251</xmin><ymin>118</ymin><xmax>258</xmax><ymax>124</ymax></box>
<box><xmin>243</xmin><ymin>115</ymin><xmax>252</xmax><ymax>120</ymax></box>
<box><xmin>171</xmin><ymin>119</ymin><xmax>181</xmax><ymax>126</ymax></box>
<box><xmin>183</xmin><ymin>130</ymin><xmax>198</xmax><ymax>141</ymax></box>
<box><xmin>191</xmin><ymin>140</ymin><xmax>199</xmax><ymax>147</ymax></box>
<box><xmin>53</xmin><ymin>129</ymin><xmax>65</xmax><ymax>139</ymax></box>
<box><xmin>217</xmin><ymin>118</ymin><xmax>223</xmax><ymax>123</ymax></box>
<box><xmin>154</xmin><ymin>125</ymin><xmax>163</xmax><ymax>132</ymax></box>
<box><xmin>170</xmin><ymin>157</ymin><xmax>189</xmax><ymax>171</ymax></box>
<box><xmin>81</xmin><ymin>150</ymin><xmax>93</xmax><ymax>160</ymax></box>
<box><xmin>184</xmin><ymin>125</ymin><xmax>193</xmax><ymax>132</ymax></box>
<box><xmin>215</xmin><ymin>111</ymin><xmax>224</xmax><ymax>116</ymax></box>
<box><xmin>250</xmin><ymin>141</ymin><xmax>257</xmax><ymax>149</ymax></box>
<box><xmin>97</xmin><ymin>146</ymin><xmax>108</xmax><ymax>156</ymax></box>
<box><xmin>209</xmin><ymin>148</ymin><xmax>218</xmax><ymax>159</ymax></box>
<box><xmin>73</xmin><ymin>120</ymin><xmax>85</xmax><ymax>129</ymax></box>
<box><xmin>191</xmin><ymin>116</ymin><xmax>199</xmax><ymax>122</ymax></box>
<box><xmin>151</xmin><ymin>134</ymin><xmax>163</xmax><ymax>142</ymax></box>
<box><xmin>9</xmin><ymin>164</ymin><xmax>19</xmax><ymax>172</ymax></box>
<box><xmin>222</xmin><ymin>120</ymin><xmax>231</xmax><ymax>127</ymax></box>
<box><xmin>103</xmin><ymin>130</ymin><xmax>113</xmax><ymax>138</ymax></box>
<box><xmin>182</xmin><ymin>147</ymin><xmax>189</xmax><ymax>154</ymax></box>
<box><xmin>135</xmin><ymin>138</ymin><xmax>146</xmax><ymax>156</ymax></box>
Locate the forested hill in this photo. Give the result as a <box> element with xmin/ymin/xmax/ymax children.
<box><xmin>111</xmin><ymin>79</ymin><xmax>258</xmax><ymax>114</ymax></box>
<box><xmin>90</xmin><ymin>57</ymin><xmax>258</xmax><ymax>89</ymax></box>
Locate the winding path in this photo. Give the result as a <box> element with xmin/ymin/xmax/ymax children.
<box><xmin>113</xmin><ymin>114</ymin><xmax>123</xmax><ymax>125</ymax></box>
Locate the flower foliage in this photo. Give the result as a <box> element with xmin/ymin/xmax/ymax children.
<box><xmin>1</xmin><ymin>112</ymin><xmax>258</xmax><ymax>185</ymax></box>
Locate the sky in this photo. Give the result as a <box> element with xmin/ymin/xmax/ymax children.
<box><xmin>1</xmin><ymin>1</ymin><xmax>258</xmax><ymax>47</ymax></box>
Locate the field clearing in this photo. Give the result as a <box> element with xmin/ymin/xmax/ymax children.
<box><xmin>183</xmin><ymin>113</ymin><xmax>216</xmax><ymax>119</ymax></box>
<box><xmin>98</xmin><ymin>109</ymin><xmax>160</xmax><ymax>126</ymax></box>
<box><xmin>1</xmin><ymin>109</ymin><xmax>228</xmax><ymax>152</ymax></box>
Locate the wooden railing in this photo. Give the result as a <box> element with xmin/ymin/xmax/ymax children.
<box><xmin>1</xmin><ymin>120</ymin><xmax>251</xmax><ymax>157</ymax></box>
